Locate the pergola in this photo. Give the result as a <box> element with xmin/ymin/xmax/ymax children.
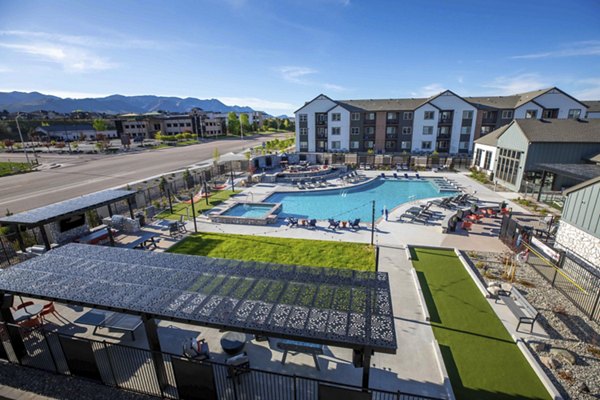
<box><xmin>0</xmin><ymin>189</ymin><xmax>136</xmax><ymax>251</ymax></box>
<box><xmin>0</xmin><ymin>243</ymin><xmax>396</xmax><ymax>389</ymax></box>
<box><xmin>535</xmin><ymin>163</ymin><xmax>600</xmax><ymax>200</ymax></box>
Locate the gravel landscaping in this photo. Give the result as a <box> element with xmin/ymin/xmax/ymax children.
<box><xmin>0</xmin><ymin>361</ymin><xmax>153</xmax><ymax>400</ymax></box>
<box><xmin>465</xmin><ymin>251</ymin><xmax>600</xmax><ymax>399</ymax></box>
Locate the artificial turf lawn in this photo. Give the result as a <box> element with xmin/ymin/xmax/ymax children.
<box><xmin>168</xmin><ymin>232</ymin><xmax>375</xmax><ymax>271</ymax></box>
<box><xmin>411</xmin><ymin>248</ymin><xmax>550</xmax><ymax>400</ymax></box>
<box><xmin>156</xmin><ymin>190</ymin><xmax>240</xmax><ymax>220</ymax></box>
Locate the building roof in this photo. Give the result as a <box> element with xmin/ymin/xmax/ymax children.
<box><xmin>514</xmin><ymin>119</ymin><xmax>600</xmax><ymax>142</ymax></box>
<box><xmin>584</xmin><ymin>100</ymin><xmax>600</xmax><ymax>113</ymax></box>
<box><xmin>0</xmin><ymin>243</ymin><xmax>397</xmax><ymax>353</ymax></box>
<box><xmin>0</xmin><ymin>189</ymin><xmax>136</xmax><ymax>226</ymax></box>
<box><xmin>537</xmin><ymin>163</ymin><xmax>600</xmax><ymax>182</ymax></box>
<box><xmin>474</xmin><ymin>123</ymin><xmax>512</xmax><ymax>146</ymax></box>
<box><xmin>465</xmin><ymin>88</ymin><xmax>553</xmax><ymax>109</ymax></box>
<box><xmin>587</xmin><ymin>151</ymin><xmax>600</xmax><ymax>164</ymax></box>
<box><xmin>338</xmin><ymin>98</ymin><xmax>427</xmax><ymax>112</ymax></box>
<box><xmin>563</xmin><ymin>175</ymin><xmax>600</xmax><ymax>195</ymax></box>
<box><xmin>36</xmin><ymin>124</ymin><xmax>94</xmax><ymax>132</ymax></box>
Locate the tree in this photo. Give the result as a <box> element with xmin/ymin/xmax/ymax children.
<box><xmin>227</xmin><ymin>112</ymin><xmax>240</xmax><ymax>135</ymax></box>
<box><xmin>240</xmin><ymin>113</ymin><xmax>251</xmax><ymax>133</ymax></box>
<box><xmin>92</xmin><ymin>119</ymin><xmax>107</xmax><ymax>132</ymax></box>
<box><xmin>269</xmin><ymin>119</ymin><xmax>278</xmax><ymax>130</ymax></box>
<box><xmin>213</xmin><ymin>147</ymin><xmax>220</xmax><ymax>164</ymax></box>
<box><xmin>3</xmin><ymin>139</ymin><xmax>14</xmax><ymax>150</ymax></box>
<box><xmin>154</xmin><ymin>131</ymin><xmax>163</xmax><ymax>142</ymax></box>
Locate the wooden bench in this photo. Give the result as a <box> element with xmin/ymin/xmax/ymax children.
<box><xmin>498</xmin><ymin>288</ymin><xmax>539</xmax><ymax>333</ymax></box>
<box><xmin>277</xmin><ymin>339</ymin><xmax>324</xmax><ymax>370</ymax></box>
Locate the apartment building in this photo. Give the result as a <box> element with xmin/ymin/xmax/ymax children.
<box><xmin>115</xmin><ymin>110</ymin><xmax>224</xmax><ymax>140</ymax></box>
<box><xmin>295</xmin><ymin>87</ymin><xmax>591</xmax><ymax>154</ymax></box>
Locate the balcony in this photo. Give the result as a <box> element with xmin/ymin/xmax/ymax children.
<box><xmin>438</xmin><ymin>117</ymin><xmax>453</xmax><ymax>125</ymax></box>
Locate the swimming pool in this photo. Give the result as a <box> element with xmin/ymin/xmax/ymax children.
<box><xmin>265</xmin><ymin>178</ymin><xmax>458</xmax><ymax>221</ymax></box>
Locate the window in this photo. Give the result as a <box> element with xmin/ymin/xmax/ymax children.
<box><xmin>300</xmin><ymin>141</ymin><xmax>308</xmax><ymax>149</ymax></box>
<box><xmin>385</xmin><ymin>141</ymin><xmax>395</xmax><ymax>149</ymax></box>
<box><xmin>480</xmin><ymin>126</ymin><xmax>492</xmax><ymax>135</ymax></box>
<box><xmin>300</xmin><ymin>128</ymin><xmax>308</xmax><ymax>135</ymax></box>
<box><xmin>462</xmin><ymin>110</ymin><xmax>473</xmax><ymax>119</ymax></box>
<box><xmin>330</xmin><ymin>141</ymin><xmax>341</xmax><ymax>149</ymax></box>
<box><xmin>568</xmin><ymin>109</ymin><xmax>581</xmax><ymax>119</ymax></box>
<box><xmin>179</xmin><ymin>123</ymin><xmax>185</xmax><ymax>127</ymax></box>
<box><xmin>402</xmin><ymin>127</ymin><xmax>412</xmax><ymax>135</ymax></box>
<box><xmin>424</xmin><ymin>111</ymin><xmax>435</xmax><ymax>120</ymax></box>
<box><xmin>459</xmin><ymin>142</ymin><xmax>469</xmax><ymax>150</ymax></box>
<box><xmin>460</xmin><ymin>126</ymin><xmax>471</xmax><ymax>135</ymax></box>
<box><xmin>365</xmin><ymin>141</ymin><xmax>374</xmax><ymax>149</ymax></box>
<box><xmin>440</xmin><ymin>111</ymin><xmax>452</xmax><ymax>121</ymax></box>
<box><xmin>365</xmin><ymin>126</ymin><xmax>375</xmax><ymax>135</ymax></box>
<box><xmin>351</xmin><ymin>112</ymin><xmax>360</xmax><ymax>121</ymax></box>
<box><xmin>421</xmin><ymin>141</ymin><xmax>432</xmax><ymax>150</ymax></box>
<box><xmin>403</xmin><ymin>112</ymin><xmax>413</xmax><ymax>120</ymax></box>
<box><xmin>386</xmin><ymin>126</ymin><xmax>397</xmax><ymax>134</ymax></box>
<box><xmin>401</xmin><ymin>141</ymin><xmax>411</xmax><ymax>149</ymax></box>
<box><xmin>438</xmin><ymin>126</ymin><xmax>450</xmax><ymax>135</ymax></box>
<box><xmin>154</xmin><ymin>124</ymin><xmax>160</xmax><ymax>130</ymax></box>
<box><xmin>483</xmin><ymin>151</ymin><xmax>492</xmax><ymax>170</ymax></box>
<box><xmin>525</xmin><ymin>110</ymin><xmax>537</xmax><ymax>119</ymax></box>
<box><xmin>474</xmin><ymin>149</ymin><xmax>483</xmax><ymax>166</ymax></box>
<box><xmin>317</xmin><ymin>140</ymin><xmax>326</xmax><ymax>149</ymax></box>
<box><xmin>318</xmin><ymin>114</ymin><xmax>327</xmax><ymax>122</ymax></box>
<box><xmin>167</xmin><ymin>123</ymin><xmax>172</xmax><ymax>127</ymax></box>
<box><xmin>351</xmin><ymin>127</ymin><xmax>360</xmax><ymax>135</ymax></box>
<box><xmin>317</xmin><ymin>127</ymin><xmax>327</xmax><ymax>135</ymax></box>
<box><xmin>365</xmin><ymin>112</ymin><xmax>375</xmax><ymax>120</ymax></box>
<box><xmin>331</xmin><ymin>127</ymin><xmax>341</xmax><ymax>135</ymax></box>
<box><xmin>299</xmin><ymin>114</ymin><xmax>307</xmax><ymax>122</ymax></box>
<box><xmin>501</xmin><ymin>110</ymin><xmax>513</xmax><ymax>119</ymax></box>
<box><xmin>350</xmin><ymin>141</ymin><xmax>360</xmax><ymax>149</ymax></box>
<box><xmin>387</xmin><ymin>112</ymin><xmax>397</xmax><ymax>120</ymax></box>
<box><xmin>423</xmin><ymin>126</ymin><xmax>433</xmax><ymax>135</ymax></box>
<box><xmin>495</xmin><ymin>147</ymin><xmax>522</xmax><ymax>185</ymax></box>
<box><xmin>542</xmin><ymin>109</ymin><xmax>559</xmax><ymax>119</ymax></box>
<box><xmin>331</xmin><ymin>113</ymin><xmax>341</xmax><ymax>121</ymax></box>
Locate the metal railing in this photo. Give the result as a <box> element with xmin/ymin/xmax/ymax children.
<box><xmin>0</xmin><ymin>322</ymin><xmax>442</xmax><ymax>400</ymax></box>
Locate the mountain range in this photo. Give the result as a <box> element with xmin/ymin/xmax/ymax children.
<box><xmin>0</xmin><ymin>92</ymin><xmax>255</xmax><ymax>114</ymax></box>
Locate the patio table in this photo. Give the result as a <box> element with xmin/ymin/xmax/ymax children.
<box><xmin>13</xmin><ymin>303</ymin><xmax>44</xmax><ymax>323</ymax></box>
<box><xmin>221</xmin><ymin>332</ymin><xmax>246</xmax><ymax>355</ymax></box>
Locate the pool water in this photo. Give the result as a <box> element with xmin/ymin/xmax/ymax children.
<box><xmin>265</xmin><ymin>178</ymin><xmax>457</xmax><ymax>221</ymax></box>
<box><xmin>222</xmin><ymin>203</ymin><xmax>273</xmax><ymax>218</ymax></box>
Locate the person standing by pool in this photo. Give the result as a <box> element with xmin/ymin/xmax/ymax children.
<box><xmin>383</xmin><ymin>205</ymin><xmax>389</xmax><ymax>221</ymax></box>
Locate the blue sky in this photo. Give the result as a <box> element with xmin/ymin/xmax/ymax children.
<box><xmin>0</xmin><ymin>0</ymin><xmax>599</xmax><ymax>115</ymax></box>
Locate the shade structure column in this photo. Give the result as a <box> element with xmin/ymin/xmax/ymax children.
<box><xmin>142</xmin><ymin>314</ymin><xmax>168</xmax><ymax>392</ymax></box>
<box><xmin>126</xmin><ymin>198</ymin><xmax>135</xmax><ymax>219</ymax></box>
<box><xmin>537</xmin><ymin>170</ymin><xmax>547</xmax><ymax>201</ymax></box>
<box><xmin>361</xmin><ymin>347</ymin><xmax>372</xmax><ymax>390</ymax></box>
<box><xmin>39</xmin><ymin>225</ymin><xmax>51</xmax><ymax>251</ymax></box>
<box><xmin>0</xmin><ymin>293</ymin><xmax>27</xmax><ymax>362</ymax></box>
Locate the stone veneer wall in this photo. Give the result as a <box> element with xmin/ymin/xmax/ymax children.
<box><xmin>555</xmin><ymin>221</ymin><xmax>600</xmax><ymax>270</ymax></box>
<box><xmin>46</xmin><ymin>220</ymin><xmax>90</xmax><ymax>245</ymax></box>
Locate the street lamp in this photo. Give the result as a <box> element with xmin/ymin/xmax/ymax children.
<box><xmin>239</xmin><ymin>113</ymin><xmax>244</xmax><ymax>140</ymax></box>
<box><xmin>15</xmin><ymin>114</ymin><xmax>31</xmax><ymax>165</ymax></box>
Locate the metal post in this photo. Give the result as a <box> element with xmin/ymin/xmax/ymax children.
<box><xmin>142</xmin><ymin>315</ymin><xmax>168</xmax><ymax>394</ymax></box>
<box><xmin>15</xmin><ymin>226</ymin><xmax>25</xmax><ymax>252</ymax></box>
<box><xmin>203</xmin><ymin>179</ymin><xmax>209</xmax><ymax>206</ymax></box>
<box><xmin>166</xmin><ymin>189</ymin><xmax>173</xmax><ymax>214</ymax></box>
<box><xmin>370</xmin><ymin>200</ymin><xmax>375</xmax><ymax>246</ymax></box>
<box><xmin>190</xmin><ymin>192</ymin><xmax>198</xmax><ymax>233</ymax></box>
<box><xmin>0</xmin><ymin>238</ymin><xmax>11</xmax><ymax>266</ymax></box>
<box><xmin>590</xmin><ymin>290</ymin><xmax>600</xmax><ymax>320</ymax></box>
<box><xmin>361</xmin><ymin>347</ymin><xmax>372</xmax><ymax>390</ymax></box>
<box><xmin>230</xmin><ymin>161</ymin><xmax>235</xmax><ymax>192</ymax></box>
<box><xmin>107</xmin><ymin>204</ymin><xmax>113</xmax><ymax>217</ymax></box>
<box><xmin>126</xmin><ymin>198</ymin><xmax>135</xmax><ymax>219</ymax></box>
<box><xmin>0</xmin><ymin>293</ymin><xmax>27</xmax><ymax>362</ymax></box>
<box><xmin>15</xmin><ymin>115</ymin><xmax>31</xmax><ymax>165</ymax></box>
<box><xmin>106</xmin><ymin>226</ymin><xmax>115</xmax><ymax>247</ymax></box>
<box><xmin>375</xmin><ymin>246</ymin><xmax>380</xmax><ymax>272</ymax></box>
<box><xmin>40</xmin><ymin>225</ymin><xmax>51</xmax><ymax>251</ymax></box>
<box><xmin>537</xmin><ymin>170</ymin><xmax>547</xmax><ymax>202</ymax></box>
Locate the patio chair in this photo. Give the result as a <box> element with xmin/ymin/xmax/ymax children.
<box><xmin>307</xmin><ymin>219</ymin><xmax>317</xmax><ymax>229</ymax></box>
<box><xmin>297</xmin><ymin>182</ymin><xmax>305</xmax><ymax>190</ymax></box>
<box><xmin>462</xmin><ymin>220</ymin><xmax>473</xmax><ymax>230</ymax></box>
<box><xmin>168</xmin><ymin>222</ymin><xmax>180</xmax><ymax>237</ymax></box>
<box><xmin>415</xmin><ymin>173</ymin><xmax>421</xmax><ymax>179</ymax></box>
<box><xmin>404</xmin><ymin>173</ymin><xmax>409</xmax><ymax>179</ymax></box>
<box><xmin>349</xmin><ymin>218</ymin><xmax>361</xmax><ymax>229</ymax></box>
<box><xmin>16</xmin><ymin>301</ymin><xmax>34</xmax><ymax>310</ymax></box>
<box><xmin>393</xmin><ymin>173</ymin><xmax>398</xmax><ymax>179</ymax></box>
<box><xmin>177</xmin><ymin>215</ymin><xmax>187</xmax><ymax>233</ymax></box>
<box><xmin>380</xmin><ymin>173</ymin><xmax>386</xmax><ymax>178</ymax></box>
<box><xmin>226</xmin><ymin>352</ymin><xmax>250</xmax><ymax>383</ymax></box>
<box><xmin>287</xmin><ymin>217</ymin><xmax>299</xmax><ymax>227</ymax></box>
<box><xmin>327</xmin><ymin>219</ymin><xmax>340</xmax><ymax>231</ymax></box>
<box><xmin>40</xmin><ymin>302</ymin><xmax>69</xmax><ymax>324</ymax></box>
<box><xmin>183</xmin><ymin>337</ymin><xmax>210</xmax><ymax>361</ymax></box>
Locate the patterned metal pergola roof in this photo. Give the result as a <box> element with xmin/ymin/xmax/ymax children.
<box><xmin>0</xmin><ymin>244</ymin><xmax>397</xmax><ymax>353</ymax></box>
<box><xmin>0</xmin><ymin>189</ymin><xmax>136</xmax><ymax>226</ymax></box>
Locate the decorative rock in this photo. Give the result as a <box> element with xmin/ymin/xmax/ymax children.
<box><xmin>541</xmin><ymin>356</ymin><xmax>560</xmax><ymax>370</ymax></box>
<box><xmin>550</xmin><ymin>348</ymin><xmax>576</xmax><ymax>366</ymax></box>
<box><xmin>577</xmin><ymin>382</ymin><xmax>590</xmax><ymax>393</ymax></box>
<box><xmin>534</xmin><ymin>342</ymin><xmax>549</xmax><ymax>352</ymax></box>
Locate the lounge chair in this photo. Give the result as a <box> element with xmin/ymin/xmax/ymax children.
<box><xmin>380</xmin><ymin>173</ymin><xmax>386</xmax><ymax>178</ymax></box>
<box><xmin>349</xmin><ymin>218</ymin><xmax>361</xmax><ymax>229</ymax></box>
<box><xmin>327</xmin><ymin>219</ymin><xmax>340</xmax><ymax>230</ymax></box>
<box><xmin>297</xmin><ymin>182</ymin><xmax>305</xmax><ymax>190</ymax></box>
<box><xmin>415</xmin><ymin>173</ymin><xmax>421</xmax><ymax>179</ymax></box>
<box><xmin>287</xmin><ymin>217</ymin><xmax>299</xmax><ymax>227</ymax></box>
<box><xmin>404</xmin><ymin>173</ymin><xmax>409</xmax><ymax>179</ymax></box>
<box><xmin>307</xmin><ymin>219</ymin><xmax>317</xmax><ymax>229</ymax></box>
<box><xmin>393</xmin><ymin>173</ymin><xmax>398</xmax><ymax>179</ymax></box>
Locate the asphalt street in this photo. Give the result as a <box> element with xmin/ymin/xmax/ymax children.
<box><xmin>0</xmin><ymin>133</ymin><xmax>289</xmax><ymax>213</ymax></box>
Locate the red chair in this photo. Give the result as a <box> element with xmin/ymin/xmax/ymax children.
<box><xmin>40</xmin><ymin>302</ymin><xmax>69</xmax><ymax>323</ymax></box>
<box><xmin>16</xmin><ymin>301</ymin><xmax>34</xmax><ymax>310</ymax></box>
<box><xmin>462</xmin><ymin>221</ymin><xmax>473</xmax><ymax>230</ymax></box>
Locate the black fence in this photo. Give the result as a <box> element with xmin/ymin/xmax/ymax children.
<box><xmin>0</xmin><ymin>322</ymin><xmax>440</xmax><ymax>400</ymax></box>
<box><xmin>499</xmin><ymin>214</ymin><xmax>600</xmax><ymax>322</ymax></box>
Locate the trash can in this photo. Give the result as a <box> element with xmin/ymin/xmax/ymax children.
<box><xmin>136</xmin><ymin>212</ymin><xmax>146</xmax><ymax>227</ymax></box>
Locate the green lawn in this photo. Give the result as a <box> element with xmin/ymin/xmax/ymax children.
<box><xmin>156</xmin><ymin>190</ymin><xmax>240</xmax><ymax>220</ymax></box>
<box><xmin>168</xmin><ymin>232</ymin><xmax>376</xmax><ymax>271</ymax></box>
<box><xmin>0</xmin><ymin>161</ymin><xmax>31</xmax><ymax>177</ymax></box>
<box><xmin>411</xmin><ymin>248</ymin><xmax>550</xmax><ymax>400</ymax></box>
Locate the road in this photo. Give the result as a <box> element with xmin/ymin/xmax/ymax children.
<box><xmin>0</xmin><ymin>133</ymin><xmax>290</xmax><ymax>213</ymax></box>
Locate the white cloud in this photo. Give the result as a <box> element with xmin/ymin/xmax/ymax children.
<box><xmin>0</xmin><ymin>42</ymin><xmax>116</xmax><ymax>72</ymax></box>
<box><xmin>483</xmin><ymin>73</ymin><xmax>549</xmax><ymax>95</ymax></box>
<box><xmin>572</xmin><ymin>78</ymin><xmax>600</xmax><ymax>99</ymax></box>
<box><xmin>277</xmin><ymin>66</ymin><xmax>317</xmax><ymax>84</ymax></box>
<box><xmin>411</xmin><ymin>83</ymin><xmax>446</xmax><ymax>97</ymax></box>
<box><xmin>512</xmin><ymin>40</ymin><xmax>600</xmax><ymax>59</ymax></box>
<box><xmin>0</xmin><ymin>65</ymin><xmax>11</xmax><ymax>73</ymax></box>
<box><xmin>219</xmin><ymin>97</ymin><xmax>295</xmax><ymax>111</ymax></box>
<box><xmin>323</xmin><ymin>83</ymin><xmax>347</xmax><ymax>91</ymax></box>
<box><xmin>0</xmin><ymin>88</ymin><xmax>111</xmax><ymax>98</ymax></box>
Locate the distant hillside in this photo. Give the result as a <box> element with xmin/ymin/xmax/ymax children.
<box><xmin>0</xmin><ymin>91</ymin><xmax>255</xmax><ymax>114</ymax></box>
